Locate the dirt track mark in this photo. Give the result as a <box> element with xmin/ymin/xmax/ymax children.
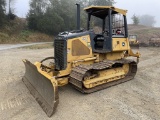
<box><xmin>0</xmin><ymin>93</ymin><xmax>32</xmax><ymax>111</ymax></box>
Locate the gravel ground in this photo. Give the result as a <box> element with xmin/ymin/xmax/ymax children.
<box><xmin>0</xmin><ymin>47</ymin><xmax>160</xmax><ymax>120</ymax></box>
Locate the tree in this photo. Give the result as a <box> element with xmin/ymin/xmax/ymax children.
<box><xmin>89</xmin><ymin>0</ymin><xmax>115</xmax><ymax>6</ymax></box>
<box><xmin>131</xmin><ymin>14</ymin><xmax>139</xmax><ymax>25</ymax></box>
<box><xmin>27</xmin><ymin>0</ymin><xmax>51</xmax><ymax>31</ymax></box>
<box><xmin>8</xmin><ymin>0</ymin><xmax>16</xmax><ymax>20</ymax></box>
<box><xmin>0</xmin><ymin>0</ymin><xmax>6</xmax><ymax>27</ymax></box>
<box><xmin>139</xmin><ymin>15</ymin><xmax>156</xmax><ymax>27</ymax></box>
<box><xmin>27</xmin><ymin>0</ymin><xmax>115</xmax><ymax>34</ymax></box>
<box><xmin>28</xmin><ymin>0</ymin><xmax>74</xmax><ymax>34</ymax></box>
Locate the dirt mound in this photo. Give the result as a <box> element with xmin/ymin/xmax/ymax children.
<box><xmin>128</xmin><ymin>24</ymin><xmax>151</xmax><ymax>31</ymax></box>
<box><xmin>128</xmin><ymin>25</ymin><xmax>160</xmax><ymax>47</ymax></box>
<box><xmin>149</xmin><ymin>38</ymin><xmax>160</xmax><ymax>47</ymax></box>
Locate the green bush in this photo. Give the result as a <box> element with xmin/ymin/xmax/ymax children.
<box><xmin>0</xmin><ymin>32</ymin><xmax>9</xmax><ymax>43</ymax></box>
<box><xmin>19</xmin><ymin>30</ymin><xmax>32</xmax><ymax>41</ymax></box>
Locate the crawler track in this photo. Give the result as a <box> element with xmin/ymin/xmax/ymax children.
<box><xmin>69</xmin><ymin>59</ymin><xmax>137</xmax><ymax>93</ymax></box>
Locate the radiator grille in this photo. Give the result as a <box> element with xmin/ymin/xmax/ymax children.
<box><xmin>54</xmin><ymin>37</ymin><xmax>67</xmax><ymax>70</ymax></box>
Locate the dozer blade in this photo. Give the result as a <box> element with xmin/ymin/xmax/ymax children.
<box><xmin>130</xmin><ymin>43</ymin><xmax>139</xmax><ymax>50</ymax></box>
<box><xmin>22</xmin><ymin>60</ymin><xmax>59</xmax><ymax>117</ymax></box>
<box><xmin>130</xmin><ymin>43</ymin><xmax>139</xmax><ymax>49</ymax></box>
<box><xmin>130</xmin><ymin>43</ymin><xmax>140</xmax><ymax>53</ymax></box>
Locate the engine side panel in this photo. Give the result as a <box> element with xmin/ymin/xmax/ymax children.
<box><xmin>67</xmin><ymin>35</ymin><xmax>93</xmax><ymax>62</ymax></box>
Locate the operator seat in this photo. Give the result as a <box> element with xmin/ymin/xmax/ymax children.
<box><xmin>94</xmin><ymin>35</ymin><xmax>104</xmax><ymax>50</ymax></box>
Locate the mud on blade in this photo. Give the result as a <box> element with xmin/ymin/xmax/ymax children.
<box><xmin>130</xmin><ymin>43</ymin><xmax>140</xmax><ymax>55</ymax></box>
<box><xmin>130</xmin><ymin>43</ymin><xmax>139</xmax><ymax>49</ymax></box>
<box><xmin>22</xmin><ymin>60</ymin><xmax>59</xmax><ymax>117</ymax></box>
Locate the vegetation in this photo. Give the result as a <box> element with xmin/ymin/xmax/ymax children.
<box><xmin>0</xmin><ymin>0</ymin><xmax>16</xmax><ymax>26</ymax></box>
<box><xmin>0</xmin><ymin>16</ymin><xmax>53</xmax><ymax>44</ymax></box>
<box><xmin>139</xmin><ymin>15</ymin><xmax>156</xmax><ymax>27</ymax></box>
<box><xmin>27</xmin><ymin>0</ymin><xmax>115</xmax><ymax>35</ymax></box>
<box><xmin>0</xmin><ymin>0</ymin><xmax>6</xmax><ymax>27</ymax></box>
<box><xmin>131</xmin><ymin>13</ymin><xmax>156</xmax><ymax>27</ymax></box>
<box><xmin>0</xmin><ymin>0</ymin><xmax>159</xmax><ymax>46</ymax></box>
<box><xmin>0</xmin><ymin>0</ymin><xmax>114</xmax><ymax>43</ymax></box>
<box><xmin>0</xmin><ymin>0</ymin><xmax>53</xmax><ymax>44</ymax></box>
<box><xmin>131</xmin><ymin>14</ymin><xmax>139</xmax><ymax>25</ymax></box>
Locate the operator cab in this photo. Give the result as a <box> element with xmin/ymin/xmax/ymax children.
<box><xmin>84</xmin><ymin>6</ymin><xmax>128</xmax><ymax>53</ymax></box>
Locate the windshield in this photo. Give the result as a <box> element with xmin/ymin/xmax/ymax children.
<box><xmin>90</xmin><ymin>16</ymin><xmax>103</xmax><ymax>34</ymax></box>
<box><xmin>112</xmin><ymin>14</ymin><xmax>125</xmax><ymax>36</ymax></box>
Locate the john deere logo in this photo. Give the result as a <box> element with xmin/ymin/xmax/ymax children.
<box><xmin>122</xmin><ymin>42</ymin><xmax>125</xmax><ymax>46</ymax></box>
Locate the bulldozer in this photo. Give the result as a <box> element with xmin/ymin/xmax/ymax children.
<box><xmin>22</xmin><ymin>5</ymin><xmax>140</xmax><ymax>117</ymax></box>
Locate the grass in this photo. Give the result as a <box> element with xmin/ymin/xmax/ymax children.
<box><xmin>0</xmin><ymin>30</ymin><xmax>54</xmax><ymax>44</ymax></box>
<box><xmin>0</xmin><ymin>32</ymin><xmax>9</xmax><ymax>43</ymax></box>
<box><xmin>0</xmin><ymin>18</ymin><xmax>54</xmax><ymax>44</ymax></box>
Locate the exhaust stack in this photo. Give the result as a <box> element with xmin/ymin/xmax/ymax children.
<box><xmin>76</xmin><ymin>3</ymin><xmax>80</xmax><ymax>30</ymax></box>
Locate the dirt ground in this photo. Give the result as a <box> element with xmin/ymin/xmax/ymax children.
<box><xmin>0</xmin><ymin>47</ymin><xmax>160</xmax><ymax>120</ymax></box>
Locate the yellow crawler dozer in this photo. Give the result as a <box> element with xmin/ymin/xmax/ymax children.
<box><xmin>22</xmin><ymin>5</ymin><xmax>140</xmax><ymax>117</ymax></box>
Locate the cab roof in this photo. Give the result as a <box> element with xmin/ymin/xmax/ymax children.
<box><xmin>84</xmin><ymin>6</ymin><xmax>127</xmax><ymax>19</ymax></box>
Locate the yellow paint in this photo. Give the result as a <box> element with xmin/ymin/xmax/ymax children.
<box><xmin>123</xmin><ymin>64</ymin><xmax>129</xmax><ymax>75</ymax></box>
<box><xmin>57</xmin><ymin>35</ymin><xmax>95</xmax><ymax>77</ymax></box>
<box><xmin>24</xmin><ymin>5</ymin><xmax>141</xmax><ymax>87</ymax></box>
<box><xmin>33</xmin><ymin>62</ymin><xmax>58</xmax><ymax>86</ymax></box>
<box><xmin>32</xmin><ymin>61</ymin><xmax>68</xmax><ymax>86</ymax></box>
<box><xmin>57</xmin><ymin>77</ymin><xmax>69</xmax><ymax>86</ymax></box>
<box><xmin>56</xmin><ymin>34</ymin><xmax>140</xmax><ymax>78</ymax></box>
<box><xmin>83</xmin><ymin>67</ymin><xmax>126</xmax><ymax>89</ymax></box>
<box><xmin>84</xmin><ymin>6</ymin><xmax>127</xmax><ymax>16</ymax></box>
<box><xmin>28</xmin><ymin>32</ymin><xmax>140</xmax><ymax>87</ymax></box>
<box><xmin>112</xmin><ymin>38</ymin><xmax>129</xmax><ymax>51</ymax></box>
<box><xmin>67</xmin><ymin>35</ymin><xmax>93</xmax><ymax>62</ymax></box>
<box><xmin>105</xmin><ymin>52</ymin><xmax>125</xmax><ymax>60</ymax></box>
